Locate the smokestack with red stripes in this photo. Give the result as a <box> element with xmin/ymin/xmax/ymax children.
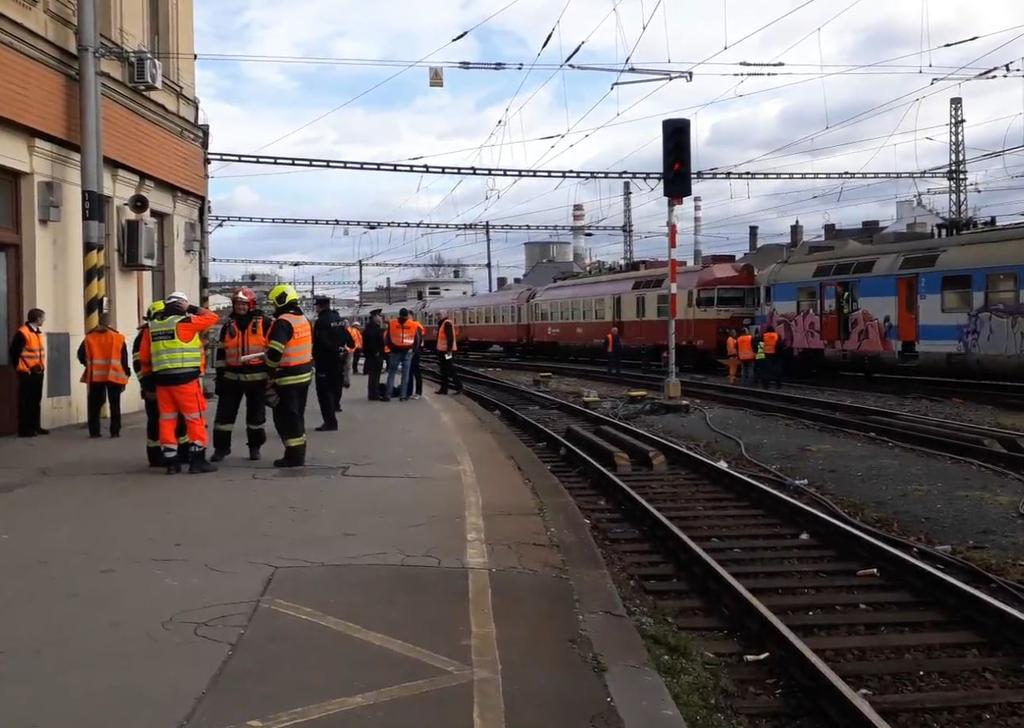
<box><xmin>693</xmin><ymin>195</ymin><xmax>703</xmax><ymax>266</ymax></box>
<box><xmin>572</xmin><ymin>203</ymin><xmax>586</xmax><ymax>267</ymax></box>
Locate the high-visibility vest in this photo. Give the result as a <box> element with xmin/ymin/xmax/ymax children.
<box><xmin>348</xmin><ymin>327</ymin><xmax>363</xmax><ymax>350</ymax></box>
<box><xmin>223</xmin><ymin>316</ymin><xmax>268</xmax><ymax>367</ymax></box>
<box><xmin>437</xmin><ymin>320</ymin><xmax>458</xmax><ymax>352</ymax></box>
<box><xmin>755</xmin><ymin>341</ymin><xmax>766</xmax><ymax>360</ymax></box>
<box><xmin>16</xmin><ymin>325</ymin><xmax>45</xmax><ymax>374</ymax></box>
<box><xmin>605</xmin><ymin>333</ymin><xmax>616</xmax><ymax>353</ymax></box>
<box><xmin>149</xmin><ymin>315</ymin><xmax>203</xmax><ymax>375</ymax></box>
<box><xmin>762</xmin><ymin>331</ymin><xmax>779</xmax><ymax>355</ymax></box>
<box><xmin>737</xmin><ymin>334</ymin><xmax>755</xmax><ymax>361</ymax></box>
<box><xmin>726</xmin><ymin>337</ymin><xmax>738</xmax><ymax>357</ymax></box>
<box><xmin>276</xmin><ymin>313</ymin><xmax>313</xmax><ymax>368</ymax></box>
<box><xmin>388</xmin><ymin>318</ymin><xmax>418</xmax><ymax>349</ymax></box>
<box><xmin>82</xmin><ymin>329</ymin><xmax>128</xmax><ymax>384</ymax></box>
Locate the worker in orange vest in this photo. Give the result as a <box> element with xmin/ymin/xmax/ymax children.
<box><xmin>435</xmin><ymin>311</ymin><xmax>462</xmax><ymax>395</ymax></box>
<box><xmin>761</xmin><ymin>325</ymin><xmax>782</xmax><ymax>388</ymax></box>
<box><xmin>384</xmin><ymin>307</ymin><xmax>419</xmax><ymax>402</ymax></box>
<box><xmin>77</xmin><ymin>314</ymin><xmax>129</xmax><ymax>438</ymax></box>
<box><xmin>724</xmin><ymin>328</ymin><xmax>740</xmax><ymax>385</ymax></box>
<box><xmin>736</xmin><ymin>327</ymin><xmax>755</xmax><ymax>384</ymax></box>
<box><xmin>9</xmin><ymin>308</ymin><xmax>48</xmax><ymax>437</ymax></box>
<box><xmin>349</xmin><ymin>321</ymin><xmax>364</xmax><ymax>375</ymax></box>
<box><xmin>605</xmin><ymin>326</ymin><xmax>623</xmax><ymax>375</ymax></box>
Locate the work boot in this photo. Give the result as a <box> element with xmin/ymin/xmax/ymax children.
<box><xmin>210</xmin><ymin>449</ymin><xmax>230</xmax><ymax>463</ymax></box>
<box><xmin>189</xmin><ymin>448</ymin><xmax>218</xmax><ymax>474</ymax></box>
<box><xmin>274</xmin><ymin>445</ymin><xmax>305</xmax><ymax>468</ymax></box>
<box><xmin>248</xmin><ymin>446</ymin><xmax>261</xmax><ymax>461</ymax></box>
<box><xmin>147</xmin><ymin>448</ymin><xmax>163</xmax><ymax>468</ymax></box>
<box><xmin>165</xmin><ymin>454</ymin><xmax>182</xmax><ymax>475</ymax></box>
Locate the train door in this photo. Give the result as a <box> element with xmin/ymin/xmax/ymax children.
<box><xmin>613</xmin><ymin>294</ymin><xmax>623</xmax><ymax>336</ymax></box>
<box><xmin>820</xmin><ymin>283</ymin><xmax>839</xmax><ymax>342</ymax></box>
<box><xmin>0</xmin><ymin>170</ymin><xmax>21</xmax><ymax>436</ymax></box>
<box><xmin>896</xmin><ymin>276</ymin><xmax>919</xmax><ymax>354</ymax></box>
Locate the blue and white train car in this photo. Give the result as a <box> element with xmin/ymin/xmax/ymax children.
<box><xmin>758</xmin><ymin>225</ymin><xmax>1024</xmax><ymax>378</ymax></box>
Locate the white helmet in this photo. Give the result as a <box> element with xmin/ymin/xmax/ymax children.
<box><xmin>166</xmin><ymin>291</ymin><xmax>190</xmax><ymax>305</ymax></box>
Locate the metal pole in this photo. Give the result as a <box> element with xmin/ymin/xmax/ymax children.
<box><xmin>199</xmin><ymin>125</ymin><xmax>211</xmax><ymax>307</ymax></box>
<box><xmin>78</xmin><ymin>0</ymin><xmax>103</xmax><ymax>332</ymax></box>
<box><xmin>485</xmin><ymin>221</ymin><xmax>493</xmax><ymax>292</ymax></box>
<box><xmin>358</xmin><ymin>259</ymin><xmax>364</xmax><ymax>308</ymax></box>
<box><xmin>692</xmin><ymin>195</ymin><xmax>703</xmax><ymax>266</ymax></box>
<box><xmin>622</xmin><ymin>181</ymin><xmax>634</xmax><ymax>265</ymax></box>
<box><xmin>311</xmin><ymin>276</ymin><xmax>315</xmax><ymax>298</ymax></box>
<box><xmin>665</xmin><ymin>198</ymin><xmax>681</xmax><ymax>399</ymax></box>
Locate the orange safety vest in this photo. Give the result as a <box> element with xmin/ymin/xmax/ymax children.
<box><xmin>82</xmin><ymin>329</ymin><xmax>128</xmax><ymax>384</ymax></box>
<box><xmin>605</xmin><ymin>333</ymin><xmax>616</xmax><ymax>353</ymax></box>
<box><xmin>737</xmin><ymin>334</ymin><xmax>755</xmax><ymax>361</ymax></box>
<box><xmin>437</xmin><ymin>320</ymin><xmax>458</xmax><ymax>352</ymax></box>
<box><xmin>277</xmin><ymin>313</ymin><xmax>313</xmax><ymax>368</ymax></box>
<box><xmin>762</xmin><ymin>331</ymin><xmax>779</xmax><ymax>355</ymax></box>
<box><xmin>388</xmin><ymin>318</ymin><xmax>418</xmax><ymax>349</ymax></box>
<box><xmin>223</xmin><ymin>316</ymin><xmax>268</xmax><ymax>367</ymax></box>
<box><xmin>348</xmin><ymin>327</ymin><xmax>363</xmax><ymax>350</ymax></box>
<box><xmin>16</xmin><ymin>325</ymin><xmax>45</xmax><ymax>374</ymax></box>
<box><xmin>726</xmin><ymin>336</ymin><xmax>738</xmax><ymax>357</ymax></box>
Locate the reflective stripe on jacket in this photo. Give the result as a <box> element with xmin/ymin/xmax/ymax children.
<box><xmin>222</xmin><ymin>315</ymin><xmax>269</xmax><ymax>376</ymax></box>
<box><xmin>83</xmin><ymin>329</ymin><xmax>128</xmax><ymax>384</ymax></box>
<box><xmin>267</xmin><ymin>313</ymin><xmax>313</xmax><ymax>386</ymax></box>
<box><xmin>149</xmin><ymin>315</ymin><xmax>203</xmax><ymax>375</ymax></box>
<box><xmin>737</xmin><ymin>334</ymin><xmax>755</xmax><ymax>361</ymax></box>
<box><xmin>16</xmin><ymin>325</ymin><xmax>45</xmax><ymax>374</ymax></box>
<box><xmin>437</xmin><ymin>320</ymin><xmax>458</xmax><ymax>353</ymax></box>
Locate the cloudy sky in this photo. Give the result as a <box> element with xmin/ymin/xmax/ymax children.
<box><xmin>194</xmin><ymin>0</ymin><xmax>1024</xmax><ymax>296</ymax></box>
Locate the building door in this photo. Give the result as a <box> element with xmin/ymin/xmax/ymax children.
<box><xmin>0</xmin><ymin>171</ymin><xmax>22</xmax><ymax>436</ymax></box>
<box><xmin>896</xmin><ymin>276</ymin><xmax>919</xmax><ymax>352</ymax></box>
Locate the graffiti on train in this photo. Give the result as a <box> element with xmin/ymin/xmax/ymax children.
<box><xmin>765</xmin><ymin>308</ymin><xmax>894</xmax><ymax>353</ymax></box>
<box><xmin>958</xmin><ymin>304</ymin><xmax>1024</xmax><ymax>355</ymax></box>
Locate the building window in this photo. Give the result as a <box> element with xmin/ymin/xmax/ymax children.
<box><xmin>941</xmin><ymin>275</ymin><xmax>973</xmax><ymax>313</ymax></box>
<box><xmin>635</xmin><ymin>295</ymin><xmax>647</xmax><ymax>320</ymax></box>
<box><xmin>594</xmin><ymin>297</ymin><xmax>606</xmax><ymax>320</ymax></box>
<box><xmin>797</xmin><ymin>286</ymin><xmax>817</xmax><ymax>314</ymax></box>
<box><xmin>986</xmin><ymin>272</ymin><xmax>1019</xmax><ymax>307</ymax></box>
<box><xmin>428</xmin><ymin>286</ymin><xmax>441</xmax><ymax>296</ymax></box>
<box><xmin>656</xmin><ymin>294</ymin><xmax>669</xmax><ymax>318</ymax></box>
<box><xmin>149</xmin><ymin>211</ymin><xmax>167</xmax><ymax>300</ymax></box>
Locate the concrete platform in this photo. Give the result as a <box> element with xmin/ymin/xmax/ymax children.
<box><xmin>0</xmin><ymin>383</ymin><xmax>681</xmax><ymax>728</ymax></box>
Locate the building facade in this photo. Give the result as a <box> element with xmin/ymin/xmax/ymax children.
<box><xmin>0</xmin><ymin>0</ymin><xmax>206</xmax><ymax>434</ymax></box>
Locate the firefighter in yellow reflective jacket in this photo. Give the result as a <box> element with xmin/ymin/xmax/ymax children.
<box><xmin>133</xmin><ymin>301</ymin><xmax>187</xmax><ymax>466</ymax></box>
<box><xmin>265</xmin><ymin>284</ymin><xmax>313</xmax><ymax>467</ymax></box>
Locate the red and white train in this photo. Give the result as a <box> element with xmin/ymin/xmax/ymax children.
<box><xmin>351</xmin><ymin>260</ymin><xmax>757</xmax><ymax>363</ymax></box>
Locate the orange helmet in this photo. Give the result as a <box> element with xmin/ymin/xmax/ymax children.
<box><xmin>232</xmin><ymin>287</ymin><xmax>257</xmax><ymax>311</ymax></box>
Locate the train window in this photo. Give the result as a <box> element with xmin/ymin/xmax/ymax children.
<box><xmin>812</xmin><ymin>264</ymin><xmax>834</xmax><ymax>277</ymax></box>
<box><xmin>716</xmin><ymin>287</ymin><xmax>755</xmax><ymax>308</ymax></box>
<box><xmin>571</xmin><ymin>299</ymin><xmax>582</xmax><ymax>321</ymax></box>
<box><xmin>635</xmin><ymin>295</ymin><xmax>647</xmax><ymax>319</ymax></box>
<box><xmin>696</xmin><ymin>289</ymin><xmax>715</xmax><ymax>308</ymax></box>
<box><xmin>467</xmin><ymin>309</ymin><xmax>476</xmax><ymax>325</ymax></box>
<box><xmin>986</xmin><ymin>272</ymin><xmax>1019</xmax><ymax>307</ymax></box>
<box><xmin>594</xmin><ymin>298</ymin><xmax>607</xmax><ymax>320</ymax></box>
<box><xmin>797</xmin><ymin>286</ymin><xmax>817</xmax><ymax>313</ymax></box>
<box><xmin>941</xmin><ymin>275</ymin><xmax>973</xmax><ymax>312</ymax></box>
<box><xmin>631</xmin><ymin>278</ymin><xmax>662</xmax><ymax>290</ymax></box>
<box><xmin>852</xmin><ymin>260</ymin><xmax>876</xmax><ymax>274</ymax></box>
<box><xmin>763</xmin><ymin>286</ymin><xmax>773</xmax><ymax>305</ymax></box>
<box><xmin>831</xmin><ymin>262</ymin><xmax>855</xmax><ymax>276</ymax></box>
<box><xmin>899</xmin><ymin>253</ymin><xmax>940</xmax><ymax>270</ymax></box>
<box><xmin>687</xmin><ymin>290</ymin><xmax>694</xmax><ymax>308</ymax></box>
<box><xmin>581</xmin><ymin>299</ymin><xmax>592</xmax><ymax>321</ymax></box>
<box><xmin>656</xmin><ymin>294</ymin><xmax>669</xmax><ymax>318</ymax></box>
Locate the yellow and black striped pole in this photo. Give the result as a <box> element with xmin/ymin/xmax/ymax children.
<box><xmin>78</xmin><ymin>0</ymin><xmax>103</xmax><ymax>333</ymax></box>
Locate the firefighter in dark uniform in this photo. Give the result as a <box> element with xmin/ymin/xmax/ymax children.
<box><xmin>265</xmin><ymin>284</ymin><xmax>314</xmax><ymax>467</ymax></box>
<box><xmin>211</xmin><ymin>287</ymin><xmax>273</xmax><ymax>462</ymax></box>
<box><xmin>133</xmin><ymin>301</ymin><xmax>186</xmax><ymax>466</ymax></box>
<box><xmin>312</xmin><ymin>296</ymin><xmax>353</xmax><ymax>430</ymax></box>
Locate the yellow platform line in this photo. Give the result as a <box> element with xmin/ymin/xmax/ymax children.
<box><xmin>267</xmin><ymin>598</ymin><xmax>469</xmax><ymax>674</ymax></box>
<box><xmin>235</xmin><ymin>671</ymin><xmax>473</xmax><ymax>728</ymax></box>
<box><xmin>432</xmin><ymin>397</ymin><xmax>507</xmax><ymax>728</ymax></box>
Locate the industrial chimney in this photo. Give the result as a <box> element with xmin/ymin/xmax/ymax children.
<box><xmin>789</xmin><ymin>219</ymin><xmax>804</xmax><ymax>247</ymax></box>
<box><xmin>496</xmin><ymin>276</ymin><xmax>508</xmax><ymax>289</ymax></box>
<box><xmin>748</xmin><ymin>225</ymin><xmax>759</xmax><ymax>253</ymax></box>
<box><xmin>571</xmin><ymin>203</ymin><xmax>586</xmax><ymax>267</ymax></box>
<box><xmin>693</xmin><ymin>195</ymin><xmax>703</xmax><ymax>265</ymax></box>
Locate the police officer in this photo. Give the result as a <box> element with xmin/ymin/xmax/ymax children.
<box><xmin>266</xmin><ymin>284</ymin><xmax>314</xmax><ymax>467</ymax></box>
<box><xmin>312</xmin><ymin>296</ymin><xmax>353</xmax><ymax>430</ymax></box>
<box><xmin>77</xmin><ymin>313</ymin><xmax>129</xmax><ymax>438</ymax></box>
<box><xmin>211</xmin><ymin>288</ymin><xmax>273</xmax><ymax>462</ymax></box>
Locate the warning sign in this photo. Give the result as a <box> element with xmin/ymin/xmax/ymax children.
<box><xmin>429</xmin><ymin>66</ymin><xmax>444</xmax><ymax>88</ymax></box>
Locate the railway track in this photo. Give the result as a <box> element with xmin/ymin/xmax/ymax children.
<box><xmin>443</xmin><ymin>367</ymin><xmax>1024</xmax><ymax>727</ymax></box>
<box><xmin>456</xmin><ymin>357</ymin><xmax>1024</xmax><ymax>473</ymax></box>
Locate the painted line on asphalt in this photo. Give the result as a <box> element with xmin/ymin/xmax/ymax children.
<box><xmin>267</xmin><ymin>598</ymin><xmax>469</xmax><ymax>674</ymax></box>
<box><xmin>231</xmin><ymin>671</ymin><xmax>473</xmax><ymax>728</ymax></box>
<box><xmin>431</xmin><ymin>395</ymin><xmax>507</xmax><ymax>728</ymax></box>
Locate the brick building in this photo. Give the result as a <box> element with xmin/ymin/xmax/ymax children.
<box><xmin>0</xmin><ymin>0</ymin><xmax>206</xmax><ymax>434</ymax></box>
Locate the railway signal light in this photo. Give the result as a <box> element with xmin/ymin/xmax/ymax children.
<box><xmin>662</xmin><ymin>118</ymin><xmax>692</xmax><ymax>199</ymax></box>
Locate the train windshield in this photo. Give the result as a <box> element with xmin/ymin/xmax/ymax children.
<box><xmin>715</xmin><ymin>287</ymin><xmax>757</xmax><ymax>308</ymax></box>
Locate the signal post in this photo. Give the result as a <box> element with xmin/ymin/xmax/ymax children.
<box><xmin>662</xmin><ymin>118</ymin><xmax>692</xmax><ymax>399</ymax></box>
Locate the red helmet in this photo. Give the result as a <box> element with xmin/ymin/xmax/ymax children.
<box><xmin>232</xmin><ymin>287</ymin><xmax>257</xmax><ymax>311</ymax></box>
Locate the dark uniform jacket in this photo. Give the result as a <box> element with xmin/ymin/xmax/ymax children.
<box><xmin>312</xmin><ymin>308</ymin><xmax>354</xmax><ymax>367</ymax></box>
<box><xmin>361</xmin><ymin>319</ymin><xmax>385</xmax><ymax>358</ymax></box>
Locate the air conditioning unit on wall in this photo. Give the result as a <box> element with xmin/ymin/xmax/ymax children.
<box><xmin>128</xmin><ymin>52</ymin><xmax>163</xmax><ymax>91</ymax></box>
<box><xmin>122</xmin><ymin>219</ymin><xmax>159</xmax><ymax>269</ymax></box>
